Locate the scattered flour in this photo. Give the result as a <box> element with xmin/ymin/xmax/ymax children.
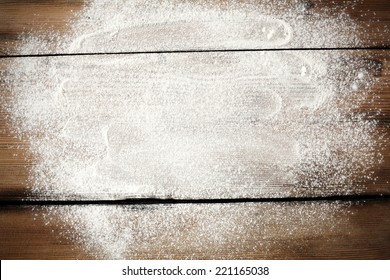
<box><xmin>16</xmin><ymin>0</ymin><xmax>362</xmax><ymax>54</ymax></box>
<box><xmin>0</xmin><ymin>0</ymin><xmax>386</xmax><ymax>259</ymax></box>
<box><xmin>3</xmin><ymin>51</ymin><xmax>382</xmax><ymax>199</ymax></box>
<box><xmin>41</xmin><ymin>201</ymin><xmax>354</xmax><ymax>259</ymax></box>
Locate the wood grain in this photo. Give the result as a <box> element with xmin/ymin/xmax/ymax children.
<box><xmin>0</xmin><ymin>199</ymin><xmax>389</xmax><ymax>259</ymax></box>
<box><xmin>0</xmin><ymin>0</ymin><xmax>83</xmax><ymax>55</ymax></box>
<box><xmin>0</xmin><ymin>0</ymin><xmax>389</xmax><ymax>55</ymax></box>
<box><xmin>0</xmin><ymin>0</ymin><xmax>389</xmax><ymax>261</ymax></box>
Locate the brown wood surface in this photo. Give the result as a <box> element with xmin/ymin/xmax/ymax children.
<box><xmin>0</xmin><ymin>0</ymin><xmax>389</xmax><ymax>260</ymax></box>
<box><xmin>0</xmin><ymin>0</ymin><xmax>389</xmax><ymax>55</ymax></box>
<box><xmin>0</xmin><ymin>199</ymin><xmax>389</xmax><ymax>259</ymax></box>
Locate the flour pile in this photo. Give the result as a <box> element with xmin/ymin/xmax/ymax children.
<box><xmin>0</xmin><ymin>0</ymin><xmax>385</xmax><ymax>258</ymax></box>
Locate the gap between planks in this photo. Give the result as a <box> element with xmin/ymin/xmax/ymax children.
<box><xmin>0</xmin><ymin>46</ymin><xmax>389</xmax><ymax>59</ymax></box>
<box><xmin>1</xmin><ymin>195</ymin><xmax>390</xmax><ymax>206</ymax></box>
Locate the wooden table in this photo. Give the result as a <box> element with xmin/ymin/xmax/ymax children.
<box><xmin>0</xmin><ymin>0</ymin><xmax>389</xmax><ymax>259</ymax></box>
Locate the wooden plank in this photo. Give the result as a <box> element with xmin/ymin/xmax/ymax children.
<box><xmin>0</xmin><ymin>0</ymin><xmax>389</xmax><ymax>55</ymax></box>
<box><xmin>0</xmin><ymin>0</ymin><xmax>82</xmax><ymax>55</ymax></box>
<box><xmin>1</xmin><ymin>50</ymin><xmax>389</xmax><ymax>200</ymax></box>
<box><xmin>0</xmin><ymin>199</ymin><xmax>389</xmax><ymax>259</ymax></box>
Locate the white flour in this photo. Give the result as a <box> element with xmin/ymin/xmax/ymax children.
<box><xmin>1</xmin><ymin>0</ymin><xmax>385</xmax><ymax>258</ymax></box>
<box><xmin>3</xmin><ymin>51</ymin><xmax>382</xmax><ymax>199</ymax></box>
<box><xmin>41</xmin><ymin>201</ymin><xmax>354</xmax><ymax>259</ymax></box>
<box><xmin>16</xmin><ymin>0</ymin><xmax>362</xmax><ymax>54</ymax></box>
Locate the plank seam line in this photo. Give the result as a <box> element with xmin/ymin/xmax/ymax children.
<box><xmin>1</xmin><ymin>195</ymin><xmax>390</xmax><ymax>205</ymax></box>
<box><xmin>1</xmin><ymin>46</ymin><xmax>389</xmax><ymax>58</ymax></box>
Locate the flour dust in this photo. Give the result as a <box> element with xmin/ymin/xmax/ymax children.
<box><xmin>1</xmin><ymin>0</ymin><xmax>385</xmax><ymax>259</ymax></box>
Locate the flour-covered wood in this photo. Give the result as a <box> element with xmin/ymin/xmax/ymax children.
<box><xmin>1</xmin><ymin>50</ymin><xmax>389</xmax><ymax>200</ymax></box>
<box><xmin>0</xmin><ymin>0</ymin><xmax>389</xmax><ymax>55</ymax></box>
<box><xmin>0</xmin><ymin>200</ymin><xmax>389</xmax><ymax>259</ymax></box>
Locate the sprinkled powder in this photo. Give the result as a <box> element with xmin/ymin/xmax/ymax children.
<box><xmin>16</xmin><ymin>0</ymin><xmax>363</xmax><ymax>54</ymax></box>
<box><xmin>40</xmin><ymin>201</ymin><xmax>354</xmax><ymax>259</ymax></box>
<box><xmin>2</xmin><ymin>51</ymin><xmax>383</xmax><ymax>199</ymax></box>
<box><xmin>0</xmin><ymin>0</ymin><xmax>386</xmax><ymax>258</ymax></box>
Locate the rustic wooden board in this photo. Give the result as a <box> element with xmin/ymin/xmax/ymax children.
<box><xmin>1</xmin><ymin>50</ymin><xmax>389</xmax><ymax>200</ymax></box>
<box><xmin>1</xmin><ymin>0</ymin><xmax>389</xmax><ymax>262</ymax></box>
<box><xmin>0</xmin><ymin>199</ymin><xmax>389</xmax><ymax>259</ymax></box>
<box><xmin>0</xmin><ymin>0</ymin><xmax>389</xmax><ymax>55</ymax></box>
